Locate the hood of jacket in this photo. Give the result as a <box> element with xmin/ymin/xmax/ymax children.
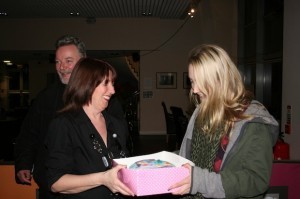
<box><xmin>244</xmin><ymin>100</ymin><xmax>279</xmax><ymax>145</ymax></box>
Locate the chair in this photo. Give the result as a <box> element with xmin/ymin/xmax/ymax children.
<box><xmin>161</xmin><ymin>101</ymin><xmax>176</xmax><ymax>143</ymax></box>
<box><xmin>170</xmin><ymin>106</ymin><xmax>188</xmax><ymax>148</ymax></box>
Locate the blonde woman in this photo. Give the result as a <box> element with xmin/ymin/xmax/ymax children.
<box><xmin>169</xmin><ymin>44</ymin><xmax>278</xmax><ymax>198</ymax></box>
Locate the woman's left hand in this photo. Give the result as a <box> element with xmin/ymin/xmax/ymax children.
<box><xmin>168</xmin><ymin>163</ymin><xmax>192</xmax><ymax>195</ymax></box>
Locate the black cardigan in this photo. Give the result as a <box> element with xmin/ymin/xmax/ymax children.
<box><xmin>14</xmin><ymin>79</ymin><xmax>66</xmax><ymax>191</ymax></box>
<box><xmin>45</xmin><ymin>108</ymin><xmax>129</xmax><ymax>199</ymax></box>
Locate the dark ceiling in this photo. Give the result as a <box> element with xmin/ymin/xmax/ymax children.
<box><xmin>0</xmin><ymin>50</ymin><xmax>139</xmax><ymax>65</ymax></box>
<box><xmin>0</xmin><ymin>0</ymin><xmax>197</xmax><ymax>19</ymax></box>
<box><xmin>0</xmin><ymin>0</ymin><xmax>200</xmax><ymax>64</ymax></box>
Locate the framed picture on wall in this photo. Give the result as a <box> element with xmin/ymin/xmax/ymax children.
<box><xmin>183</xmin><ymin>72</ymin><xmax>191</xmax><ymax>89</ymax></box>
<box><xmin>156</xmin><ymin>72</ymin><xmax>177</xmax><ymax>89</ymax></box>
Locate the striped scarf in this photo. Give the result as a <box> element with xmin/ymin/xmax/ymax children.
<box><xmin>181</xmin><ymin>122</ymin><xmax>224</xmax><ymax>199</ymax></box>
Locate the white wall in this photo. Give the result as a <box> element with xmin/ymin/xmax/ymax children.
<box><xmin>282</xmin><ymin>0</ymin><xmax>300</xmax><ymax>160</ymax></box>
<box><xmin>0</xmin><ymin>0</ymin><xmax>237</xmax><ymax>135</ymax></box>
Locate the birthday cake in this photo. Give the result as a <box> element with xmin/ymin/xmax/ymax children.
<box><xmin>129</xmin><ymin>159</ymin><xmax>175</xmax><ymax>169</ymax></box>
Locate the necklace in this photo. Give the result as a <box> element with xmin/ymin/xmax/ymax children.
<box><xmin>90</xmin><ymin>133</ymin><xmax>113</xmax><ymax>169</ymax></box>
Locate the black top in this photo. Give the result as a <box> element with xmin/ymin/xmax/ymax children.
<box><xmin>45</xmin><ymin>108</ymin><xmax>129</xmax><ymax>199</ymax></box>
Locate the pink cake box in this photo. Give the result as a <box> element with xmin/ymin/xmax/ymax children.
<box><xmin>113</xmin><ymin>151</ymin><xmax>194</xmax><ymax>196</ymax></box>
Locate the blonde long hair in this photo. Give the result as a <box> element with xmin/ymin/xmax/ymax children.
<box><xmin>188</xmin><ymin>44</ymin><xmax>252</xmax><ymax>139</ymax></box>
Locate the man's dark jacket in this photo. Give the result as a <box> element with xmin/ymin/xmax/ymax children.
<box><xmin>14</xmin><ymin>79</ymin><xmax>65</xmax><ymax>191</ymax></box>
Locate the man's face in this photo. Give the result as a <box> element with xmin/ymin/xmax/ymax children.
<box><xmin>55</xmin><ymin>45</ymin><xmax>82</xmax><ymax>84</ymax></box>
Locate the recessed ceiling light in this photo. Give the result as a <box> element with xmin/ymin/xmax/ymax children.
<box><xmin>70</xmin><ymin>12</ymin><xmax>80</xmax><ymax>16</ymax></box>
<box><xmin>142</xmin><ymin>12</ymin><xmax>152</xmax><ymax>16</ymax></box>
<box><xmin>0</xmin><ymin>12</ymin><xmax>8</xmax><ymax>16</ymax></box>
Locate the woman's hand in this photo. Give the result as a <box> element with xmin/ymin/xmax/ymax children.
<box><xmin>102</xmin><ymin>164</ymin><xmax>135</xmax><ymax>196</ymax></box>
<box><xmin>168</xmin><ymin>163</ymin><xmax>192</xmax><ymax>195</ymax></box>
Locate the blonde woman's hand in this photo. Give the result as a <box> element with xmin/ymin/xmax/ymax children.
<box><xmin>168</xmin><ymin>163</ymin><xmax>192</xmax><ymax>195</ymax></box>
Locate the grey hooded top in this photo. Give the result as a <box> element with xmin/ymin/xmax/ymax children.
<box><xmin>179</xmin><ymin>100</ymin><xmax>279</xmax><ymax>198</ymax></box>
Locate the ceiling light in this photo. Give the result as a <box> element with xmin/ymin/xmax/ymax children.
<box><xmin>0</xmin><ymin>12</ymin><xmax>8</xmax><ymax>16</ymax></box>
<box><xmin>188</xmin><ymin>0</ymin><xmax>199</xmax><ymax>18</ymax></box>
<box><xmin>70</xmin><ymin>12</ymin><xmax>80</xmax><ymax>16</ymax></box>
<box><xmin>142</xmin><ymin>12</ymin><xmax>152</xmax><ymax>17</ymax></box>
<box><xmin>2</xmin><ymin>60</ymin><xmax>13</xmax><ymax>66</ymax></box>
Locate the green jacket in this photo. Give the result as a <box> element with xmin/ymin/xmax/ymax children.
<box><xmin>179</xmin><ymin>100</ymin><xmax>279</xmax><ymax>198</ymax></box>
